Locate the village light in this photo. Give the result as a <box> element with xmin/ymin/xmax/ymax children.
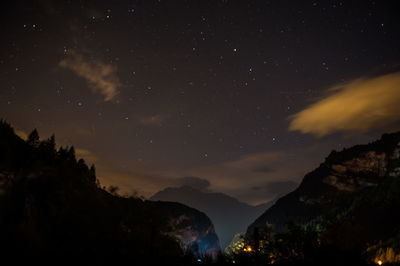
<box><xmin>243</xmin><ymin>246</ymin><xmax>252</xmax><ymax>252</ymax></box>
<box><xmin>377</xmin><ymin>260</ymin><xmax>382</xmax><ymax>265</ymax></box>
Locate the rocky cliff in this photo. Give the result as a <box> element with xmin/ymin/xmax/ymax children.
<box><xmin>152</xmin><ymin>186</ymin><xmax>273</xmax><ymax>249</ymax></box>
<box><xmin>247</xmin><ymin>131</ymin><xmax>400</xmax><ymax>251</ymax></box>
<box><xmin>149</xmin><ymin>200</ymin><xmax>220</xmax><ymax>257</ymax></box>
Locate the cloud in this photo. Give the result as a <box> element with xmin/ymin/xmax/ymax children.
<box><xmin>92</xmin><ymin>144</ymin><xmax>334</xmax><ymax>205</ymax></box>
<box><xmin>289</xmin><ymin>71</ymin><xmax>400</xmax><ymax>137</ymax></box>
<box><xmin>156</xmin><ymin>150</ymin><xmax>316</xmax><ymax>205</ymax></box>
<box><xmin>199</xmin><ymin>151</ymin><xmax>293</xmax><ymax>193</ymax></box>
<box><xmin>95</xmin><ymin>165</ymin><xmax>175</xmax><ymax>198</ymax></box>
<box><xmin>238</xmin><ymin>181</ymin><xmax>298</xmax><ymax>204</ymax></box>
<box><xmin>15</xmin><ymin>129</ymin><xmax>28</xmax><ymax>140</ymax></box>
<box><xmin>75</xmin><ymin>148</ymin><xmax>98</xmax><ymax>164</ymax></box>
<box><xmin>223</xmin><ymin>151</ymin><xmax>284</xmax><ymax>171</ymax></box>
<box><xmin>138</xmin><ymin>114</ymin><xmax>169</xmax><ymax>127</ymax></box>
<box><xmin>174</xmin><ymin>176</ymin><xmax>211</xmax><ymax>190</ymax></box>
<box><xmin>59</xmin><ymin>51</ymin><xmax>120</xmax><ymax>101</ymax></box>
<box><xmin>252</xmin><ymin>181</ymin><xmax>298</xmax><ymax>196</ymax></box>
<box><xmin>251</xmin><ymin>165</ymin><xmax>274</xmax><ymax>173</ymax></box>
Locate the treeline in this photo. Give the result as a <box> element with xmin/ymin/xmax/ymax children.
<box><xmin>0</xmin><ymin>120</ymin><xmax>188</xmax><ymax>264</ymax></box>
<box><xmin>226</xmin><ymin>220</ymin><xmax>400</xmax><ymax>265</ymax></box>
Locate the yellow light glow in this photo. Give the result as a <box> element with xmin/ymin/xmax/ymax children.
<box><xmin>289</xmin><ymin>71</ymin><xmax>400</xmax><ymax>137</ymax></box>
<box><xmin>243</xmin><ymin>246</ymin><xmax>252</xmax><ymax>252</ymax></box>
<box><xmin>378</xmin><ymin>260</ymin><xmax>382</xmax><ymax>265</ymax></box>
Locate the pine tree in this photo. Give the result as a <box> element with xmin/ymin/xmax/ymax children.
<box><xmin>27</xmin><ymin>129</ymin><xmax>40</xmax><ymax>147</ymax></box>
<box><xmin>89</xmin><ymin>164</ymin><xmax>96</xmax><ymax>183</ymax></box>
<box><xmin>68</xmin><ymin>146</ymin><xmax>76</xmax><ymax>161</ymax></box>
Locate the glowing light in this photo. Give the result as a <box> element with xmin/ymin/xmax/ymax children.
<box><xmin>378</xmin><ymin>260</ymin><xmax>383</xmax><ymax>265</ymax></box>
<box><xmin>243</xmin><ymin>246</ymin><xmax>252</xmax><ymax>252</ymax></box>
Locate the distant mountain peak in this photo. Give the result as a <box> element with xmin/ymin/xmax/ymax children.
<box><xmin>151</xmin><ymin>185</ymin><xmax>274</xmax><ymax>249</ymax></box>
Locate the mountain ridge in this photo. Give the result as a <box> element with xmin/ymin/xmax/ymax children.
<box><xmin>0</xmin><ymin>120</ymin><xmax>220</xmax><ymax>262</ymax></box>
<box><xmin>246</xmin><ymin>131</ymin><xmax>400</xmax><ymax>261</ymax></box>
<box><xmin>151</xmin><ymin>185</ymin><xmax>274</xmax><ymax>249</ymax></box>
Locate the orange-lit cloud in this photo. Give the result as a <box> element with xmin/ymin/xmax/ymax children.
<box><xmin>223</xmin><ymin>151</ymin><xmax>285</xmax><ymax>171</ymax></box>
<box><xmin>75</xmin><ymin>148</ymin><xmax>98</xmax><ymax>164</ymax></box>
<box><xmin>289</xmin><ymin>71</ymin><xmax>400</xmax><ymax>136</ymax></box>
<box><xmin>59</xmin><ymin>51</ymin><xmax>120</xmax><ymax>101</ymax></box>
<box><xmin>155</xmin><ymin>149</ymin><xmax>316</xmax><ymax>205</ymax></box>
<box><xmin>92</xmin><ymin>142</ymin><xmax>334</xmax><ymax>204</ymax></box>
<box><xmin>15</xmin><ymin>129</ymin><xmax>28</xmax><ymax>140</ymax></box>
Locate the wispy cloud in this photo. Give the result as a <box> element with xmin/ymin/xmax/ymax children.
<box><xmin>75</xmin><ymin>148</ymin><xmax>98</xmax><ymax>164</ymax></box>
<box><xmin>138</xmin><ymin>114</ymin><xmax>169</xmax><ymax>127</ymax></box>
<box><xmin>251</xmin><ymin>180</ymin><xmax>298</xmax><ymax>198</ymax></box>
<box><xmin>173</xmin><ymin>176</ymin><xmax>211</xmax><ymax>190</ymax></box>
<box><xmin>223</xmin><ymin>151</ymin><xmax>284</xmax><ymax>172</ymax></box>
<box><xmin>156</xmin><ymin>150</ymin><xmax>317</xmax><ymax>205</ymax></box>
<box><xmin>289</xmin><ymin>71</ymin><xmax>400</xmax><ymax>136</ymax></box>
<box><xmin>59</xmin><ymin>51</ymin><xmax>120</xmax><ymax>102</ymax></box>
<box><xmin>92</xmin><ymin>145</ymin><xmax>333</xmax><ymax>205</ymax></box>
<box><xmin>95</xmin><ymin>165</ymin><xmax>175</xmax><ymax>198</ymax></box>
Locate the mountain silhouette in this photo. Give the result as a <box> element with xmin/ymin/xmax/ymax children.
<box><xmin>246</xmin><ymin>131</ymin><xmax>400</xmax><ymax>262</ymax></box>
<box><xmin>151</xmin><ymin>185</ymin><xmax>274</xmax><ymax>249</ymax></box>
<box><xmin>0</xmin><ymin>120</ymin><xmax>219</xmax><ymax>264</ymax></box>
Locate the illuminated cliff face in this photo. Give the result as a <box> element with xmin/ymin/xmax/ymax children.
<box><xmin>172</xmin><ymin>214</ymin><xmax>220</xmax><ymax>256</ymax></box>
<box><xmin>322</xmin><ymin>151</ymin><xmax>388</xmax><ymax>192</ymax></box>
<box><xmin>149</xmin><ymin>201</ymin><xmax>221</xmax><ymax>257</ymax></box>
<box><xmin>225</xmin><ymin>233</ymin><xmax>246</xmax><ymax>255</ymax></box>
<box><xmin>247</xmin><ymin>132</ymin><xmax>400</xmax><ymax>250</ymax></box>
<box><xmin>372</xmin><ymin>247</ymin><xmax>400</xmax><ymax>265</ymax></box>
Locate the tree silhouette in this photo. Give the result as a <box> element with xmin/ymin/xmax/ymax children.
<box><xmin>89</xmin><ymin>164</ymin><xmax>96</xmax><ymax>183</ymax></box>
<box><xmin>27</xmin><ymin>129</ymin><xmax>40</xmax><ymax>147</ymax></box>
<box><xmin>0</xmin><ymin>120</ymin><xmax>189</xmax><ymax>263</ymax></box>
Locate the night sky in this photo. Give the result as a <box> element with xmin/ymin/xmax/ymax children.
<box><xmin>2</xmin><ymin>0</ymin><xmax>400</xmax><ymax>205</ymax></box>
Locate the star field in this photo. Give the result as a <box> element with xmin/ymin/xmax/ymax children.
<box><xmin>1</xmin><ymin>0</ymin><xmax>400</xmax><ymax>204</ymax></box>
